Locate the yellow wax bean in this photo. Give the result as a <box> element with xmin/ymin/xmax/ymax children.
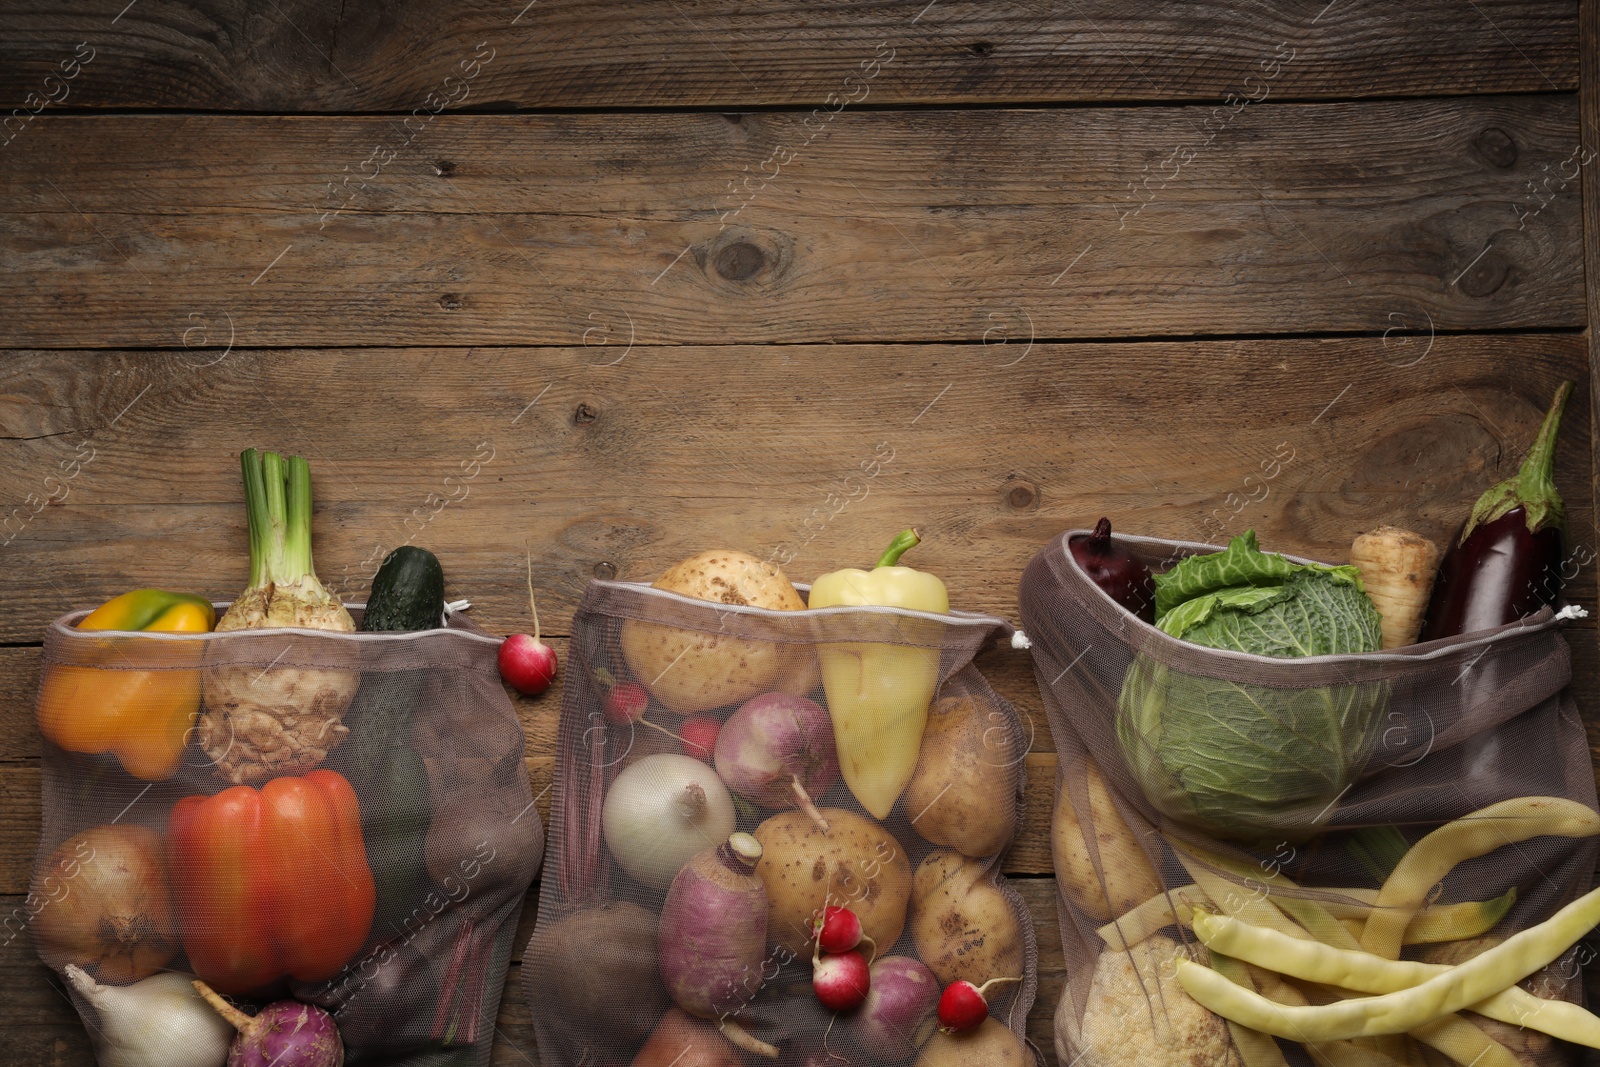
<box><xmin>1408</xmin><ymin>1017</ymin><xmax>1520</xmax><ymax>1067</ymax></box>
<box><xmin>1192</xmin><ymin>909</ymin><xmax>1600</xmax><ymax>1047</ymax></box>
<box><xmin>1361</xmin><ymin>797</ymin><xmax>1600</xmax><ymax>959</ymax></box>
<box><xmin>1096</xmin><ymin>884</ymin><xmax>1209</xmax><ymax>951</ymax></box>
<box><xmin>1176</xmin><ymin>882</ymin><xmax>1600</xmax><ymax>1042</ymax></box>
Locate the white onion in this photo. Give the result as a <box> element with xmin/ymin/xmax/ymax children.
<box><xmin>65</xmin><ymin>965</ymin><xmax>232</xmax><ymax>1067</ymax></box>
<box><xmin>602</xmin><ymin>753</ymin><xmax>736</xmax><ymax>887</ymax></box>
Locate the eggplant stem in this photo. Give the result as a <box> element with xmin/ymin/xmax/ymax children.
<box><xmin>791</xmin><ymin>775</ymin><xmax>832</xmax><ymax>834</ymax></box>
<box><xmin>192</xmin><ymin>979</ymin><xmax>255</xmax><ymax>1034</ymax></box>
<box><xmin>720</xmin><ymin>1018</ymin><xmax>780</xmax><ymax>1059</ymax></box>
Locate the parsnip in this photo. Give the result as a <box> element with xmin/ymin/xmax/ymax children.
<box><xmin>1350</xmin><ymin>527</ymin><xmax>1441</xmax><ymax>648</ymax></box>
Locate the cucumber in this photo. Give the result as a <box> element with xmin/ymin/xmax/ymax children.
<box><xmin>343</xmin><ymin>545</ymin><xmax>446</xmax><ymax>933</ymax></box>
<box><xmin>362</xmin><ymin>546</ymin><xmax>446</xmax><ymax>633</ymax></box>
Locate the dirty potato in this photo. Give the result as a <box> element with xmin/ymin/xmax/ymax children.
<box><xmin>619</xmin><ymin>550</ymin><xmax>810</xmax><ymax>715</ymax></box>
<box><xmin>753</xmin><ymin>808</ymin><xmax>912</xmax><ymax>956</ymax></box>
<box><xmin>909</xmin><ymin>850</ymin><xmax>1025</xmax><ymax>987</ymax></box>
<box><xmin>902</xmin><ymin>695</ymin><xmax>1018</xmax><ymax>856</ymax></box>
<box><xmin>917</xmin><ymin>1018</ymin><xmax>1029</xmax><ymax>1067</ymax></box>
<box><xmin>1052</xmin><ymin>759</ymin><xmax>1163</xmax><ymax>922</ymax></box>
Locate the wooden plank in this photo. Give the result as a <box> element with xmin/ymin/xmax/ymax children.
<box><xmin>0</xmin><ymin>339</ymin><xmax>1590</xmax><ymax>641</ymax></box>
<box><xmin>1583</xmin><ymin>0</ymin><xmax>1600</xmax><ymax>900</ymax></box>
<box><xmin>0</xmin><ymin>97</ymin><xmax>1583</xmax><ymax>347</ymax></box>
<box><xmin>0</xmin><ymin>0</ymin><xmax>1575</xmax><ymax>114</ymax></box>
<box><xmin>0</xmin><ymin>876</ymin><xmax>1067</xmax><ymax>1065</ymax></box>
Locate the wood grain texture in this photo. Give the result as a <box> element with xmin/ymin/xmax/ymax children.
<box><xmin>0</xmin><ymin>97</ymin><xmax>1583</xmax><ymax>347</ymax></box>
<box><xmin>0</xmin><ymin>877</ymin><xmax>1064</xmax><ymax>1063</ymax></box>
<box><xmin>0</xmin><ymin>339</ymin><xmax>1590</xmax><ymax>641</ymax></box>
<box><xmin>1583</xmin><ymin>0</ymin><xmax>1600</xmax><ymax>885</ymax></box>
<box><xmin>0</xmin><ymin>0</ymin><xmax>1576</xmax><ymax>112</ymax></box>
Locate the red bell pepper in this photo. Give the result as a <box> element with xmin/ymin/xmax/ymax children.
<box><xmin>167</xmin><ymin>769</ymin><xmax>376</xmax><ymax>994</ymax></box>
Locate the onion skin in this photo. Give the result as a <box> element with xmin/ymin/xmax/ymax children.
<box><xmin>715</xmin><ymin>694</ymin><xmax>838</xmax><ymax>824</ymax></box>
<box><xmin>603</xmin><ymin>753</ymin><xmax>737</xmax><ymax>888</ymax></box>
<box><xmin>659</xmin><ymin>834</ymin><xmax>769</xmax><ymax>1018</ymax></box>
<box><xmin>32</xmin><ymin>825</ymin><xmax>178</xmax><ymax>984</ymax></box>
<box><xmin>1068</xmin><ymin>518</ymin><xmax>1155</xmax><ymax>623</ymax></box>
<box><xmin>632</xmin><ymin>1008</ymin><xmax>747</xmax><ymax>1067</ymax></box>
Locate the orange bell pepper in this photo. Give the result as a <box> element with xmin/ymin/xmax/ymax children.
<box><xmin>36</xmin><ymin>589</ymin><xmax>216</xmax><ymax>781</ymax></box>
<box><xmin>167</xmin><ymin>768</ymin><xmax>376</xmax><ymax>994</ymax></box>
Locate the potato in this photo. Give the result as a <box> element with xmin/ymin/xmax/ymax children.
<box><xmin>1052</xmin><ymin>759</ymin><xmax>1163</xmax><ymax>922</ymax></box>
<box><xmin>916</xmin><ymin>1018</ymin><xmax>1028</xmax><ymax>1067</ymax></box>
<box><xmin>902</xmin><ymin>695</ymin><xmax>1018</xmax><ymax>856</ymax></box>
<box><xmin>909</xmin><ymin>850</ymin><xmax>1025</xmax><ymax>987</ymax></box>
<box><xmin>754</xmin><ymin>807</ymin><xmax>912</xmax><ymax>956</ymax></box>
<box><xmin>525</xmin><ymin>902</ymin><xmax>668</xmax><ymax>1061</ymax></box>
<box><xmin>620</xmin><ymin>550</ymin><xmax>810</xmax><ymax>714</ymax></box>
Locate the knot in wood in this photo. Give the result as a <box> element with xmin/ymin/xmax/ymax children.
<box><xmin>574</xmin><ymin>402</ymin><xmax>599</xmax><ymax>424</ymax></box>
<box><xmin>1006</xmin><ymin>481</ymin><xmax>1038</xmax><ymax>511</ymax></box>
<box><xmin>1471</xmin><ymin>128</ymin><xmax>1516</xmax><ymax>168</ymax></box>
<box><xmin>1456</xmin><ymin>253</ymin><xmax>1508</xmax><ymax>298</ymax></box>
<box><xmin>437</xmin><ymin>292</ymin><xmax>463</xmax><ymax>309</ymax></box>
<box><xmin>433</xmin><ymin>160</ymin><xmax>457</xmax><ymax>177</ymax></box>
<box><xmin>713</xmin><ymin>242</ymin><xmax>766</xmax><ymax>281</ymax></box>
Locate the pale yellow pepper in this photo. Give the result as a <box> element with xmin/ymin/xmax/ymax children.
<box><xmin>809</xmin><ymin>529</ymin><xmax>948</xmax><ymax>819</ymax></box>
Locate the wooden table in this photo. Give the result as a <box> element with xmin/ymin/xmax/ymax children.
<box><xmin>2</xmin><ymin>2</ymin><xmax>1597</xmax><ymax>1063</ymax></box>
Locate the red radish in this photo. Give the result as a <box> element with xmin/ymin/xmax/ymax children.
<box><xmin>679</xmin><ymin>715</ymin><xmax>722</xmax><ymax>760</ymax></box>
<box><xmin>816</xmin><ymin>905</ymin><xmax>870</xmax><ymax>956</ymax></box>
<box><xmin>936</xmin><ymin>975</ymin><xmax>1022</xmax><ymax>1033</ymax></box>
<box><xmin>499</xmin><ymin>548</ymin><xmax>557</xmax><ymax>695</ymax></box>
<box><xmin>603</xmin><ymin>680</ymin><xmax>721</xmax><ymax>764</ymax></box>
<box><xmin>812</xmin><ymin>949</ymin><xmax>871</xmax><ymax>1012</ymax></box>
<box><xmin>603</xmin><ymin>681</ymin><xmax>650</xmax><ymax>725</ymax></box>
<box><xmin>714</xmin><ymin>692</ymin><xmax>838</xmax><ymax>832</ymax></box>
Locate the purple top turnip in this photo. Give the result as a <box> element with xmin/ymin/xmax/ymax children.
<box><xmin>193</xmin><ymin>982</ymin><xmax>343</xmax><ymax>1067</ymax></box>
<box><xmin>658</xmin><ymin>833</ymin><xmax>770</xmax><ymax>1019</ymax></box>
<box><xmin>842</xmin><ymin>955</ymin><xmax>941</xmax><ymax>1062</ymax></box>
<box><xmin>714</xmin><ymin>692</ymin><xmax>838</xmax><ymax>831</ymax></box>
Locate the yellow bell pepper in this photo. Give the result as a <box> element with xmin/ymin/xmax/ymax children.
<box><xmin>809</xmin><ymin>529</ymin><xmax>949</xmax><ymax>818</ymax></box>
<box><xmin>37</xmin><ymin>589</ymin><xmax>216</xmax><ymax>781</ymax></box>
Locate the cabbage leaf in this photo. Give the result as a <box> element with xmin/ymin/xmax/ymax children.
<box><xmin>1116</xmin><ymin>531</ymin><xmax>1384</xmax><ymax>838</ymax></box>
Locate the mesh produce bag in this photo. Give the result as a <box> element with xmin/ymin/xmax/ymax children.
<box><xmin>1020</xmin><ymin>530</ymin><xmax>1598</xmax><ymax>1067</ymax></box>
<box><xmin>526</xmin><ymin>577</ymin><xmax>1037</xmax><ymax>1065</ymax></box>
<box><xmin>30</xmin><ymin>604</ymin><xmax>542</xmax><ymax>1067</ymax></box>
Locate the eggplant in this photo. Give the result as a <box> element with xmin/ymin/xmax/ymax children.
<box><xmin>1420</xmin><ymin>382</ymin><xmax>1573</xmax><ymax>640</ymax></box>
<box><xmin>1069</xmin><ymin>517</ymin><xmax>1156</xmax><ymax>623</ymax></box>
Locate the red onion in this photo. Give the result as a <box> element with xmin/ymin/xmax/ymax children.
<box><xmin>1068</xmin><ymin>518</ymin><xmax>1156</xmax><ymax>623</ymax></box>
<box><xmin>193</xmin><ymin>982</ymin><xmax>343</xmax><ymax>1067</ymax></box>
